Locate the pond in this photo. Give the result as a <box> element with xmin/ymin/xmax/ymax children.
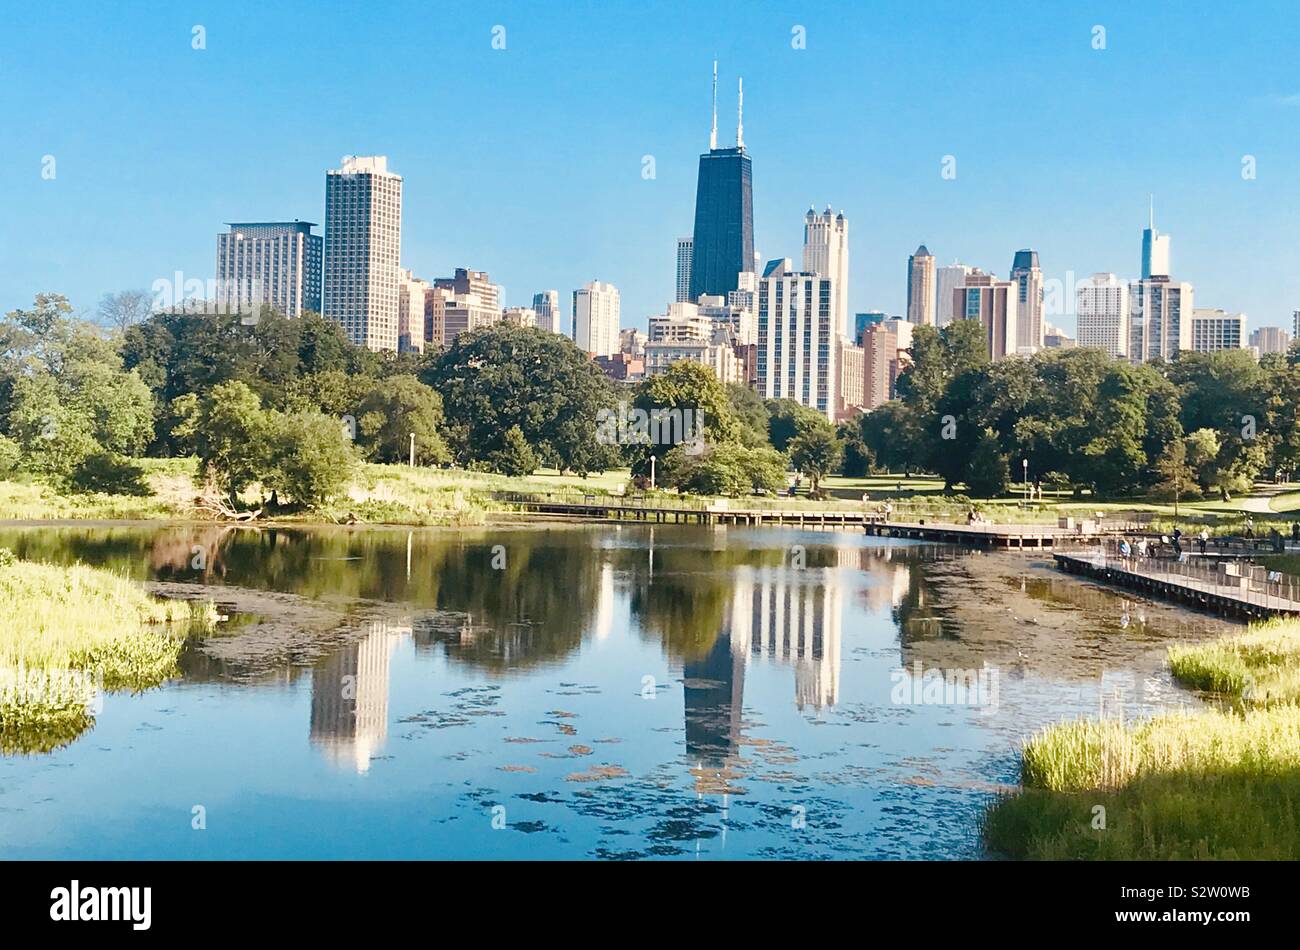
<box><xmin>0</xmin><ymin>522</ymin><xmax>1240</xmax><ymax>859</ymax></box>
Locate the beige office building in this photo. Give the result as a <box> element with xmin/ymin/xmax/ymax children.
<box><xmin>1076</xmin><ymin>272</ymin><xmax>1130</xmax><ymax>358</ymax></box>
<box><xmin>1190</xmin><ymin>308</ymin><xmax>1246</xmax><ymax>352</ymax></box>
<box><xmin>803</xmin><ymin>206</ymin><xmax>849</xmax><ymax>335</ymax></box>
<box><xmin>863</xmin><ymin>318</ymin><xmax>913</xmax><ymax>410</ymax></box>
<box><xmin>953</xmin><ymin>271</ymin><xmax>1018</xmax><ymax>360</ymax></box>
<box><xmin>323</xmin><ymin>155</ymin><xmax>403</xmax><ymax>351</ymax></box>
<box><xmin>1249</xmin><ymin>325</ymin><xmax>1290</xmax><ymax>356</ymax></box>
<box><xmin>906</xmin><ymin>244</ymin><xmax>935</xmax><ymax>326</ymax></box>
<box><xmin>837</xmin><ymin>338</ymin><xmax>865</xmax><ymax>420</ymax></box>
<box><xmin>1128</xmin><ymin>277</ymin><xmax>1193</xmax><ymax>362</ymax></box>
<box><xmin>936</xmin><ymin>262</ymin><xmax>972</xmax><ymax>326</ymax></box>
<box><xmin>397</xmin><ymin>269</ymin><xmax>430</xmax><ymax>353</ymax></box>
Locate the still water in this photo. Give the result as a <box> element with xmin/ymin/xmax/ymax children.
<box><xmin>0</xmin><ymin>523</ymin><xmax>1239</xmax><ymax>859</ymax></box>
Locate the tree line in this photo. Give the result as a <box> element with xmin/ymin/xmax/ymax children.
<box><xmin>0</xmin><ymin>294</ymin><xmax>849</xmax><ymax>510</ymax></box>
<box><xmin>851</xmin><ymin>319</ymin><xmax>1300</xmax><ymax>500</ymax></box>
<box><xmin>10</xmin><ymin>294</ymin><xmax>1270</xmax><ymax>510</ymax></box>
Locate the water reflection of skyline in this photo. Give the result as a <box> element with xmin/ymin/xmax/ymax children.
<box><xmin>310</xmin><ymin>621</ymin><xmax>409</xmax><ymax>773</ymax></box>
<box><xmin>0</xmin><ymin>523</ymin><xmax>1241</xmax><ymax>786</ymax></box>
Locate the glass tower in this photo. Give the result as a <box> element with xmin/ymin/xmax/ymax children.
<box><xmin>688</xmin><ymin>146</ymin><xmax>754</xmax><ymax>302</ymax></box>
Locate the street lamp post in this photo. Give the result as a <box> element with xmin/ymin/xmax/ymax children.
<box><xmin>1022</xmin><ymin>458</ymin><xmax>1029</xmax><ymax>505</ymax></box>
<box><xmin>650</xmin><ymin>455</ymin><xmax>656</xmax><ymax>491</ymax></box>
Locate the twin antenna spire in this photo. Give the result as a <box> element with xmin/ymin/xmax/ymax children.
<box><xmin>709</xmin><ymin>60</ymin><xmax>744</xmax><ymax>150</ymax></box>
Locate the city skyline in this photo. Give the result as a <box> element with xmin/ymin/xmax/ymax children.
<box><xmin>5</xmin><ymin>1</ymin><xmax>1300</xmax><ymax>337</ymax></box>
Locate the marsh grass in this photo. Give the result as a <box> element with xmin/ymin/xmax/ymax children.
<box><xmin>1169</xmin><ymin>618</ymin><xmax>1300</xmax><ymax>704</ymax></box>
<box><xmin>984</xmin><ymin>620</ymin><xmax>1300</xmax><ymax>859</ymax></box>
<box><xmin>0</xmin><ymin>551</ymin><xmax>217</xmax><ymax>754</ymax></box>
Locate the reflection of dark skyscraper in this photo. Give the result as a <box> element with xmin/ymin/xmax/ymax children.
<box><xmin>688</xmin><ymin>65</ymin><xmax>753</xmax><ymax>302</ymax></box>
<box><xmin>683</xmin><ymin>628</ymin><xmax>745</xmax><ymax>768</ymax></box>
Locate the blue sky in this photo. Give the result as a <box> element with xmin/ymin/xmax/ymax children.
<box><xmin>3</xmin><ymin>0</ymin><xmax>1299</xmax><ymax>335</ymax></box>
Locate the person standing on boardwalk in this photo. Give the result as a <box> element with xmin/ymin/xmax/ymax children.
<box><xmin>1198</xmin><ymin>528</ymin><xmax>1209</xmax><ymax>555</ymax></box>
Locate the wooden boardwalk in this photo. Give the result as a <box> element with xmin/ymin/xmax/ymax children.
<box><xmin>502</xmin><ymin>494</ymin><xmax>1104</xmax><ymax>548</ymax></box>
<box><xmin>1055</xmin><ymin>551</ymin><xmax>1300</xmax><ymax>619</ymax></box>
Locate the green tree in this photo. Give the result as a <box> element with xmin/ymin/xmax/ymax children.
<box><xmin>894</xmin><ymin>319</ymin><xmax>990</xmax><ymax>475</ymax></box>
<box><xmin>488</xmin><ymin>425</ymin><xmax>539</xmax><ymax>476</ymax></box>
<box><xmin>264</xmin><ymin>410</ymin><xmax>357</xmax><ymax>509</ymax></box>
<box><xmin>1184</xmin><ymin>427</ymin><xmax>1221</xmax><ymax>494</ymax></box>
<box><xmin>181</xmin><ymin>381</ymin><xmax>272</xmax><ymax>506</ymax></box>
<box><xmin>660</xmin><ymin>442</ymin><xmax>786</xmax><ymax>496</ymax></box>
<box><xmin>0</xmin><ymin>435</ymin><xmax>18</xmax><ymax>476</ymax></box>
<box><xmin>765</xmin><ymin>399</ymin><xmax>827</xmax><ymax>452</ymax></box>
<box><xmin>726</xmin><ymin>383</ymin><xmax>771</xmax><ymax>448</ymax></box>
<box><xmin>6</xmin><ymin>374</ymin><xmax>99</xmax><ymax>483</ymax></box>
<box><xmin>1152</xmin><ymin>436</ymin><xmax>1198</xmax><ymax>516</ymax></box>
<box><xmin>636</xmin><ymin>361</ymin><xmax>740</xmax><ymax>444</ymax></box>
<box><xmin>72</xmin><ymin>452</ymin><xmax>150</xmax><ymax>495</ymax></box>
<box><xmin>837</xmin><ymin>415</ymin><xmax>871</xmax><ymax>476</ymax></box>
<box><xmin>860</xmin><ymin>400</ymin><xmax>919</xmax><ymax>473</ymax></box>
<box><xmin>356</xmin><ymin>375</ymin><xmax>450</xmax><ymax>465</ymax></box>
<box><xmin>631</xmin><ymin>361</ymin><xmax>741</xmax><ymax>478</ymax></box>
<box><xmin>788</xmin><ymin>422</ymin><xmax>842</xmax><ymax>497</ymax></box>
<box><xmin>965</xmin><ymin>429</ymin><xmax>1009</xmax><ymax>497</ymax></box>
<box><xmin>425</xmin><ymin>324</ymin><xmax>616</xmax><ymax>474</ymax></box>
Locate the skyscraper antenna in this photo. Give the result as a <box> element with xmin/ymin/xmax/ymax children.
<box><xmin>710</xmin><ymin>60</ymin><xmax>718</xmax><ymax>150</ymax></box>
<box><xmin>737</xmin><ymin>77</ymin><xmax>744</xmax><ymax>149</ymax></box>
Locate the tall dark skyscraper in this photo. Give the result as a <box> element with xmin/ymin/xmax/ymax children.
<box><xmin>688</xmin><ymin>65</ymin><xmax>754</xmax><ymax>302</ymax></box>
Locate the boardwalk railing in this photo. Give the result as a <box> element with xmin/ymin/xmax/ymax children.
<box><xmin>1056</xmin><ymin>540</ymin><xmax>1300</xmax><ymax>615</ymax></box>
<box><xmin>492</xmin><ymin>490</ymin><xmax>1153</xmax><ymax>526</ymax></box>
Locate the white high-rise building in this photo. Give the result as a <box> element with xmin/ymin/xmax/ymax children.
<box><xmin>935</xmin><ymin>262</ymin><xmax>972</xmax><ymax>326</ymax></box>
<box><xmin>1190</xmin><ymin>308</ymin><xmax>1246</xmax><ymax>352</ymax></box>
<box><xmin>531</xmin><ymin>290</ymin><xmax>563</xmax><ymax>334</ymax></box>
<box><xmin>698</xmin><ymin>293</ymin><xmax>756</xmax><ymax>346</ymax></box>
<box><xmin>323</xmin><ymin>156</ymin><xmax>403</xmax><ymax>351</ymax></box>
<box><xmin>397</xmin><ymin>269</ymin><xmax>430</xmax><ymax>353</ymax></box>
<box><xmin>1010</xmin><ymin>249</ymin><xmax>1044</xmax><ymax>352</ymax></box>
<box><xmin>803</xmin><ymin>206</ymin><xmax>849</xmax><ymax>334</ymax></box>
<box><xmin>1129</xmin><ymin>277</ymin><xmax>1193</xmax><ymax>363</ymax></box>
<box><xmin>756</xmin><ymin>258</ymin><xmax>837</xmax><ymax>420</ymax></box>
<box><xmin>1141</xmin><ymin>198</ymin><xmax>1171</xmax><ymax>279</ymax></box>
<box><xmin>573</xmin><ymin>281</ymin><xmax>621</xmax><ymax>356</ymax></box>
<box><xmin>676</xmin><ymin>238</ymin><xmax>694</xmax><ymax>303</ymax></box>
<box><xmin>1250</xmin><ymin>326</ymin><xmax>1290</xmax><ymax>356</ymax></box>
<box><xmin>906</xmin><ymin>245</ymin><xmax>935</xmax><ymax>326</ymax></box>
<box><xmin>1076</xmin><ymin>273</ymin><xmax>1130</xmax><ymax>358</ymax></box>
<box><xmin>216</xmin><ymin>221</ymin><xmax>321</xmax><ymax>318</ymax></box>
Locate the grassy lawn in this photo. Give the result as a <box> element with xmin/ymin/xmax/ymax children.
<box><xmin>1269</xmin><ymin>490</ymin><xmax>1300</xmax><ymax>513</ymax></box>
<box><xmin>0</xmin><ymin>461</ymin><xmax>632</xmax><ymax>526</ymax></box>
<box><xmin>0</xmin><ymin>551</ymin><xmax>217</xmax><ymax>754</ymax></box>
<box><xmin>983</xmin><ymin>619</ymin><xmax>1300</xmax><ymax>859</ymax></box>
<box><xmin>4</xmin><ymin>457</ymin><xmax>1300</xmax><ymax>532</ymax></box>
